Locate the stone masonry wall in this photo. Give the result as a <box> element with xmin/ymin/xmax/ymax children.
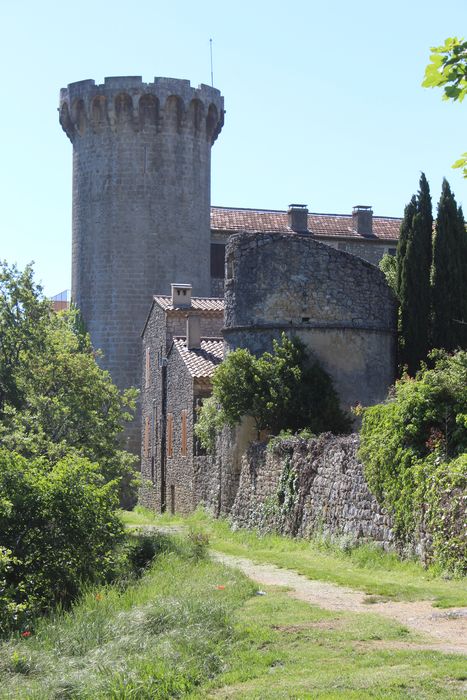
<box><xmin>213</xmin><ymin>231</ymin><xmax>397</xmax><ymax>269</ymax></box>
<box><xmin>210</xmin><ymin>277</ymin><xmax>225</xmax><ymax>298</ymax></box>
<box><xmin>224</xmin><ymin>231</ymin><xmax>397</xmax><ymax>413</ymax></box>
<box><xmin>193</xmin><ymin>420</ymin><xmax>258</xmax><ymax>516</ymax></box>
<box><xmin>164</xmin><ymin>348</ymin><xmax>196</xmax><ymax>515</ymax></box>
<box><xmin>335</xmin><ymin>240</ymin><xmax>396</xmax><ymax>266</ymax></box>
<box><xmin>229</xmin><ymin>433</ymin><xmax>396</xmax><ymax>549</ymax></box>
<box><xmin>60</xmin><ymin>77</ymin><xmax>224</xmax><ymax>453</ymax></box>
<box><xmin>193</xmin><ymin>454</ymin><xmax>218</xmax><ymax>514</ymax></box>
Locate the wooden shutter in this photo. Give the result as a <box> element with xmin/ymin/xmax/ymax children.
<box><xmin>144</xmin><ymin>415</ymin><xmax>150</xmax><ymax>457</ymax></box>
<box><xmin>145</xmin><ymin>347</ymin><xmax>150</xmax><ymax>388</ymax></box>
<box><xmin>181</xmin><ymin>410</ymin><xmax>187</xmax><ymax>457</ymax></box>
<box><xmin>167</xmin><ymin>413</ymin><xmax>173</xmax><ymax>458</ymax></box>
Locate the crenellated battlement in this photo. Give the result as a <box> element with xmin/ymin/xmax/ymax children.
<box><xmin>59</xmin><ymin>76</ymin><xmax>224</xmax><ymax>143</ymax></box>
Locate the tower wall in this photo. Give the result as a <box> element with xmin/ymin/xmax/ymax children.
<box><xmin>59</xmin><ymin>76</ymin><xmax>224</xmax><ymax>450</ymax></box>
<box><xmin>224</xmin><ymin>231</ymin><xmax>397</xmax><ymax>414</ymax></box>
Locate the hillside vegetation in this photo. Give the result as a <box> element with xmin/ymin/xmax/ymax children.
<box><xmin>1</xmin><ymin>526</ymin><xmax>466</xmax><ymax>700</ymax></box>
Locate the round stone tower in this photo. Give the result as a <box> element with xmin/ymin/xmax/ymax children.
<box><xmin>59</xmin><ymin>76</ymin><xmax>224</xmax><ymax>449</ymax></box>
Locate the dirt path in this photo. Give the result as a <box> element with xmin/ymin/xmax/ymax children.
<box><xmin>213</xmin><ymin>552</ymin><xmax>467</xmax><ymax>656</ymax></box>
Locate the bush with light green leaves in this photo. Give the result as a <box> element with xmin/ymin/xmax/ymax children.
<box><xmin>359</xmin><ymin>350</ymin><xmax>467</xmax><ymax>575</ymax></box>
<box><xmin>195</xmin><ymin>334</ymin><xmax>351</xmax><ymax>451</ymax></box>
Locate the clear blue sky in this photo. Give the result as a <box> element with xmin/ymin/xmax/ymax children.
<box><xmin>1</xmin><ymin>0</ymin><xmax>466</xmax><ymax>296</ymax></box>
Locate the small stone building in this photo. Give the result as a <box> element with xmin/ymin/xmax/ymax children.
<box><xmin>140</xmin><ymin>284</ymin><xmax>223</xmax><ymax>513</ymax></box>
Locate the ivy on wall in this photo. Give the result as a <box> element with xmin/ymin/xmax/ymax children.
<box><xmin>358</xmin><ymin>350</ymin><xmax>467</xmax><ymax>575</ymax></box>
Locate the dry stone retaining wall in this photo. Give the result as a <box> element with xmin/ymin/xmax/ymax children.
<box><xmin>194</xmin><ymin>420</ymin><xmax>258</xmax><ymax>516</ymax></box>
<box><xmin>229</xmin><ymin>433</ymin><xmax>396</xmax><ymax>548</ymax></box>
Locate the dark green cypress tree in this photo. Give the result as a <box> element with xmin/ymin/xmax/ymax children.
<box><xmin>432</xmin><ymin>179</ymin><xmax>465</xmax><ymax>351</ymax></box>
<box><xmin>456</xmin><ymin>206</ymin><xmax>467</xmax><ymax>348</ymax></box>
<box><xmin>398</xmin><ymin>174</ymin><xmax>433</xmax><ymax>375</ymax></box>
<box><xmin>396</xmin><ymin>195</ymin><xmax>417</xmax><ymax>300</ymax></box>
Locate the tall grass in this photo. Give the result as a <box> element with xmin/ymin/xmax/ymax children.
<box><xmin>3</xmin><ymin>520</ymin><xmax>465</xmax><ymax>699</ymax></box>
<box><xmin>0</xmin><ymin>531</ymin><xmax>255</xmax><ymax>699</ymax></box>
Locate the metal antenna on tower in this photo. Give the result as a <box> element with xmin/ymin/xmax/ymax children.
<box><xmin>210</xmin><ymin>38</ymin><xmax>214</xmax><ymax>86</ymax></box>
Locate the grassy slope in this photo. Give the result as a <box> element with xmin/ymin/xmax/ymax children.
<box><xmin>122</xmin><ymin>508</ymin><xmax>467</xmax><ymax>608</ymax></box>
<box><xmin>0</xmin><ymin>534</ymin><xmax>255</xmax><ymax>700</ymax></box>
<box><xmin>193</xmin><ymin>587</ymin><xmax>467</xmax><ymax>699</ymax></box>
<box><xmin>1</xmin><ymin>524</ymin><xmax>465</xmax><ymax>699</ymax></box>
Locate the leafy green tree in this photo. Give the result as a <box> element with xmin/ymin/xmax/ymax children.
<box><xmin>458</xmin><ymin>205</ymin><xmax>467</xmax><ymax>344</ymax></box>
<box><xmin>398</xmin><ymin>174</ymin><xmax>433</xmax><ymax>375</ymax></box>
<box><xmin>378</xmin><ymin>253</ymin><xmax>397</xmax><ymax>295</ymax></box>
<box><xmin>0</xmin><ymin>262</ymin><xmax>50</xmax><ymax>412</ymax></box>
<box><xmin>395</xmin><ymin>195</ymin><xmax>417</xmax><ymax>299</ymax></box>
<box><xmin>257</xmin><ymin>336</ymin><xmax>351</xmax><ymax>435</ymax></box>
<box><xmin>202</xmin><ymin>334</ymin><xmax>350</xmax><ymax>444</ymax></box>
<box><xmin>0</xmin><ymin>262</ymin><xmax>142</xmax><ymax>634</ymax></box>
<box><xmin>0</xmin><ymin>262</ymin><xmax>137</xmax><ymax>490</ymax></box>
<box><xmin>210</xmin><ymin>348</ymin><xmax>257</xmax><ymax>429</ymax></box>
<box><xmin>194</xmin><ymin>396</ymin><xmax>226</xmax><ymax>453</ymax></box>
<box><xmin>432</xmin><ymin>179</ymin><xmax>467</xmax><ymax>352</ymax></box>
<box><xmin>1</xmin><ymin>310</ymin><xmax>136</xmax><ymax>485</ymax></box>
<box><xmin>423</xmin><ymin>36</ymin><xmax>467</xmax><ymax>176</ymax></box>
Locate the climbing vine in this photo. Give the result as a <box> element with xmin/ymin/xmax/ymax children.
<box><xmin>276</xmin><ymin>455</ymin><xmax>299</xmax><ymax>517</ymax></box>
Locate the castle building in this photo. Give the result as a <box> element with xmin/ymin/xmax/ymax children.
<box><xmin>224</xmin><ymin>230</ymin><xmax>397</xmax><ymax>413</ymax></box>
<box><xmin>140</xmin><ymin>225</ymin><xmax>398</xmax><ymax>515</ymax></box>
<box><xmin>59</xmin><ymin>75</ymin><xmax>402</xmax><ymax>462</ymax></box>
<box><xmin>209</xmin><ymin>204</ymin><xmax>400</xmax><ymax>296</ymax></box>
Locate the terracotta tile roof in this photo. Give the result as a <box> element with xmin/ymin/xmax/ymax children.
<box><xmin>173</xmin><ymin>337</ymin><xmax>224</xmax><ymax>379</ymax></box>
<box><xmin>153</xmin><ymin>296</ymin><xmax>224</xmax><ymax>312</ymax></box>
<box><xmin>210</xmin><ymin>206</ymin><xmax>400</xmax><ymax>242</ymax></box>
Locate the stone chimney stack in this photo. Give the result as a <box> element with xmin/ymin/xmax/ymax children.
<box><xmin>287</xmin><ymin>204</ymin><xmax>309</xmax><ymax>233</ymax></box>
<box><xmin>171</xmin><ymin>283</ymin><xmax>192</xmax><ymax>308</ymax></box>
<box><xmin>186</xmin><ymin>314</ymin><xmax>201</xmax><ymax>350</ymax></box>
<box><xmin>352</xmin><ymin>205</ymin><xmax>373</xmax><ymax>236</ymax></box>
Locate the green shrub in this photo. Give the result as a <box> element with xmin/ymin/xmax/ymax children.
<box><xmin>0</xmin><ymin>548</ymin><xmax>27</xmax><ymax>637</ymax></box>
<box><xmin>122</xmin><ymin>533</ymin><xmax>163</xmax><ymax>574</ymax></box>
<box><xmin>0</xmin><ymin>450</ymin><xmax>124</xmax><ymax>635</ymax></box>
<box><xmin>418</xmin><ymin>454</ymin><xmax>466</xmax><ymax>576</ymax></box>
<box><xmin>195</xmin><ymin>334</ymin><xmax>350</xmax><ymax>451</ymax></box>
<box><xmin>359</xmin><ymin>351</ymin><xmax>467</xmax><ymax>574</ymax></box>
<box><xmin>187</xmin><ymin>529</ymin><xmax>210</xmax><ymax>561</ymax></box>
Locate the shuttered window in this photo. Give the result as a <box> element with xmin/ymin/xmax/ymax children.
<box><xmin>181</xmin><ymin>410</ymin><xmax>187</xmax><ymax>457</ymax></box>
<box><xmin>145</xmin><ymin>347</ymin><xmax>150</xmax><ymax>388</ymax></box>
<box><xmin>167</xmin><ymin>413</ymin><xmax>173</xmax><ymax>458</ymax></box>
<box><xmin>144</xmin><ymin>415</ymin><xmax>150</xmax><ymax>457</ymax></box>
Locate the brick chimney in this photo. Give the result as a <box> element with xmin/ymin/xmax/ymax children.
<box><xmin>352</xmin><ymin>206</ymin><xmax>373</xmax><ymax>236</ymax></box>
<box><xmin>287</xmin><ymin>204</ymin><xmax>309</xmax><ymax>233</ymax></box>
<box><xmin>186</xmin><ymin>314</ymin><xmax>201</xmax><ymax>350</ymax></box>
<box><xmin>171</xmin><ymin>283</ymin><xmax>192</xmax><ymax>308</ymax></box>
